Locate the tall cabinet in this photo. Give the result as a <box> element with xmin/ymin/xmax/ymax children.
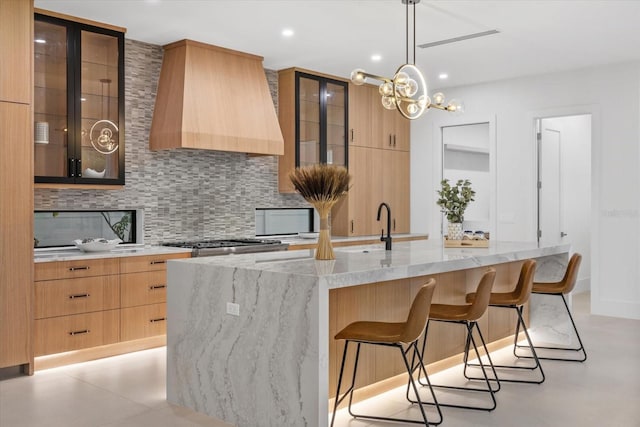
<box><xmin>332</xmin><ymin>83</ymin><xmax>410</xmax><ymax>236</ymax></box>
<box><xmin>0</xmin><ymin>0</ymin><xmax>34</xmax><ymax>373</ymax></box>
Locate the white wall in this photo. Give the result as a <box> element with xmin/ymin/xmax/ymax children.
<box><xmin>411</xmin><ymin>61</ymin><xmax>640</xmax><ymax>320</ymax></box>
<box><xmin>543</xmin><ymin>115</ymin><xmax>591</xmax><ymax>291</ymax></box>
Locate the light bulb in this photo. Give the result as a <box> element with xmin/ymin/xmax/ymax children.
<box><xmin>418</xmin><ymin>95</ymin><xmax>430</xmax><ymax>108</ymax></box>
<box><xmin>381</xmin><ymin>96</ymin><xmax>397</xmax><ymax>110</ymax></box>
<box><xmin>350</xmin><ymin>69</ymin><xmax>366</xmax><ymax>86</ymax></box>
<box><xmin>378</xmin><ymin>82</ymin><xmax>393</xmax><ymax>96</ymax></box>
<box><xmin>432</xmin><ymin>92</ymin><xmax>445</xmax><ymax>105</ymax></box>
<box><xmin>447</xmin><ymin>99</ymin><xmax>465</xmax><ymax>114</ymax></box>
<box><xmin>404</xmin><ymin>78</ymin><xmax>418</xmax><ymax>97</ymax></box>
<box><xmin>407</xmin><ymin>103</ymin><xmax>419</xmax><ymax>115</ymax></box>
<box><xmin>394</xmin><ymin>71</ymin><xmax>409</xmax><ymax>86</ymax></box>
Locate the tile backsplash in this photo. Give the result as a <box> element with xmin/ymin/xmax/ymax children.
<box><xmin>34</xmin><ymin>39</ymin><xmax>306</xmax><ymax>245</ymax></box>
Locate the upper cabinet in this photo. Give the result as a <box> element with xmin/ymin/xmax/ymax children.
<box><xmin>34</xmin><ymin>12</ymin><xmax>125</xmax><ymax>186</ymax></box>
<box><xmin>278</xmin><ymin>69</ymin><xmax>348</xmax><ymax>193</ymax></box>
<box><xmin>0</xmin><ymin>0</ymin><xmax>32</xmax><ymax>104</ymax></box>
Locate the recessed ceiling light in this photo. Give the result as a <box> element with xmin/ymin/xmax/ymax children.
<box><xmin>439</xmin><ymin>73</ymin><xmax>448</xmax><ymax>79</ymax></box>
<box><xmin>282</xmin><ymin>28</ymin><xmax>294</xmax><ymax>37</ymax></box>
<box><xmin>371</xmin><ymin>54</ymin><xmax>382</xmax><ymax>62</ymax></box>
<box><xmin>34</xmin><ymin>39</ymin><xmax>46</xmax><ymax>44</ymax></box>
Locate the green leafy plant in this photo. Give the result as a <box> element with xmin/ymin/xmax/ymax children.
<box><xmin>436</xmin><ymin>179</ymin><xmax>476</xmax><ymax>223</ymax></box>
<box><xmin>100</xmin><ymin>212</ymin><xmax>131</xmax><ymax>241</ymax></box>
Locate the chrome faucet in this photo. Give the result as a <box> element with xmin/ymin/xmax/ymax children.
<box><xmin>377</xmin><ymin>202</ymin><xmax>392</xmax><ymax>250</ymax></box>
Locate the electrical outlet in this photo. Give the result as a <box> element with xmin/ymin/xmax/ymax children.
<box><xmin>226</xmin><ymin>302</ymin><xmax>240</xmax><ymax>316</ymax></box>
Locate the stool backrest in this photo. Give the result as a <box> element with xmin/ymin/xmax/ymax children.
<box><xmin>561</xmin><ymin>253</ymin><xmax>582</xmax><ymax>294</ymax></box>
<box><xmin>467</xmin><ymin>268</ymin><xmax>496</xmax><ymax>321</ymax></box>
<box><xmin>513</xmin><ymin>259</ymin><xmax>537</xmax><ymax>306</ymax></box>
<box><xmin>400</xmin><ymin>279</ymin><xmax>436</xmax><ymax>344</ymax></box>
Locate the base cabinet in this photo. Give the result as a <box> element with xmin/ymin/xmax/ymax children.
<box><xmin>33</xmin><ymin>252</ymin><xmax>189</xmax><ymax>359</ymax></box>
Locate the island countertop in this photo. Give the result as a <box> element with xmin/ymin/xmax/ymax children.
<box><xmin>168</xmin><ymin>239</ymin><xmax>570</xmax><ymax>288</ymax></box>
<box><xmin>167</xmin><ymin>240</ymin><xmax>570</xmax><ymax>427</ymax></box>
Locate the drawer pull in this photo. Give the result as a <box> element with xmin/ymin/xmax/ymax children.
<box><xmin>149</xmin><ymin>284</ymin><xmax>166</xmax><ymax>290</ymax></box>
<box><xmin>68</xmin><ymin>293</ymin><xmax>90</xmax><ymax>299</ymax></box>
<box><xmin>69</xmin><ymin>266</ymin><xmax>90</xmax><ymax>271</ymax></box>
<box><xmin>69</xmin><ymin>329</ymin><xmax>90</xmax><ymax>336</ymax></box>
<box><xmin>150</xmin><ymin>260</ymin><xmax>166</xmax><ymax>265</ymax></box>
<box><xmin>149</xmin><ymin>317</ymin><xmax>166</xmax><ymax>323</ymax></box>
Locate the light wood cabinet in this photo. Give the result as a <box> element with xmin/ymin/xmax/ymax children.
<box><xmin>33</xmin><ymin>252</ymin><xmax>189</xmax><ymax>359</ymax></box>
<box><xmin>0</xmin><ymin>0</ymin><xmax>32</xmax><ymax>103</ymax></box>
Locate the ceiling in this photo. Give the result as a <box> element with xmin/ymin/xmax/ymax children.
<box><xmin>34</xmin><ymin>0</ymin><xmax>640</xmax><ymax>89</ymax></box>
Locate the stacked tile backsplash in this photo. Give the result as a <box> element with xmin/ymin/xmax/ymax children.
<box><xmin>34</xmin><ymin>39</ymin><xmax>306</xmax><ymax>245</ymax></box>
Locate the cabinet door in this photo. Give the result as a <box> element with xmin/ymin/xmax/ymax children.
<box><xmin>348</xmin><ymin>83</ymin><xmax>372</xmax><ymax>148</ymax></box>
<box><xmin>298</xmin><ymin>76</ymin><xmax>321</xmax><ymax>167</ymax></box>
<box><xmin>34</xmin><ymin>19</ymin><xmax>70</xmax><ymax>179</ymax></box>
<box><xmin>121</xmin><ymin>271</ymin><xmax>167</xmax><ymax>308</ymax></box>
<box><xmin>391</xmin><ymin>150</ymin><xmax>410</xmax><ymax>233</ymax></box>
<box><xmin>120</xmin><ymin>303</ymin><xmax>167</xmax><ymax>341</ymax></box>
<box><xmin>393</xmin><ymin>113</ymin><xmax>411</xmax><ymax>151</ymax></box>
<box><xmin>326</xmin><ymin>81</ymin><xmax>346</xmax><ymax>167</ymax></box>
<box><xmin>78</xmin><ymin>30</ymin><xmax>123</xmax><ymax>181</ymax></box>
<box><xmin>0</xmin><ymin>0</ymin><xmax>31</xmax><ymax>104</ymax></box>
<box><xmin>35</xmin><ymin>275</ymin><xmax>120</xmax><ymax>319</ymax></box>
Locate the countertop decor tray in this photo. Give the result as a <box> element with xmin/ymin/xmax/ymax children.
<box><xmin>444</xmin><ymin>239</ymin><xmax>489</xmax><ymax>248</ymax></box>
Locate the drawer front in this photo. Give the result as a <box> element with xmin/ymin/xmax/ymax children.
<box><xmin>119</xmin><ymin>253</ymin><xmax>190</xmax><ymax>274</ymax></box>
<box><xmin>35</xmin><ymin>275</ymin><xmax>120</xmax><ymax>319</ymax></box>
<box><xmin>121</xmin><ymin>271</ymin><xmax>167</xmax><ymax>308</ymax></box>
<box><xmin>35</xmin><ymin>258</ymin><xmax>119</xmax><ymax>281</ymax></box>
<box><xmin>120</xmin><ymin>303</ymin><xmax>167</xmax><ymax>341</ymax></box>
<box><xmin>35</xmin><ymin>310</ymin><xmax>120</xmax><ymax>356</ymax></box>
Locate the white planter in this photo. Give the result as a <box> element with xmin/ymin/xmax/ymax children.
<box><xmin>447</xmin><ymin>222</ymin><xmax>463</xmax><ymax>240</ymax></box>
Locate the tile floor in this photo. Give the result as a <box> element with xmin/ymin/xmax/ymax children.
<box><xmin>1</xmin><ymin>292</ymin><xmax>639</xmax><ymax>427</ymax></box>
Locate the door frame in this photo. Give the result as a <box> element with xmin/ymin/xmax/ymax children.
<box><xmin>536</xmin><ymin>122</ymin><xmax>563</xmax><ymax>244</ymax></box>
<box><xmin>528</xmin><ymin>105</ymin><xmax>600</xmax><ymax>299</ymax></box>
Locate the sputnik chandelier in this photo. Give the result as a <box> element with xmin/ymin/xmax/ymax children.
<box><xmin>350</xmin><ymin>0</ymin><xmax>463</xmax><ymax>120</ymax></box>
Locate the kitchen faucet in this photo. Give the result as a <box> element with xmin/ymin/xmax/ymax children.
<box><xmin>377</xmin><ymin>202</ymin><xmax>392</xmax><ymax>250</ymax></box>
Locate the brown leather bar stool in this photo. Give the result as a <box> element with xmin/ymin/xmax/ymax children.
<box><xmin>465</xmin><ymin>259</ymin><xmax>545</xmax><ymax>384</ymax></box>
<box><xmin>413</xmin><ymin>268</ymin><xmax>500</xmax><ymax>411</ymax></box>
<box><xmin>515</xmin><ymin>253</ymin><xmax>587</xmax><ymax>362</ymax></box>
<box><xmin>330</xmin><ymin>279</ymin><xmax>442</xmax><ymax>426</ymax></box>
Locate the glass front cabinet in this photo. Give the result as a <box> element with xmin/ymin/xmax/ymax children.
<box><xmin>277</xmin><ymin>69</ymin><xmax>348</xmax><ymax>193</ymax></box>
<box><xmin>34</xmin><ymin>13</ymin><xmax>125</xmax><ymax>185</ymax></box>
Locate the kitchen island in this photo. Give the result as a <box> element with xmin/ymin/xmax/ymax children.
<box><xmin>166</xmin><ymin>240</ymin><xmax>570</xmax><ymax>427</ymax></box>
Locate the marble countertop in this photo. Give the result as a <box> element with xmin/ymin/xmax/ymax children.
<box><xmin>34</xmin><ymin>245</ymin><xmax>192</xmax><ymax>263</ymax></box>
<box><xmin>170</xmin><ymin>239</ymin><xmax>570</xmax><ymax>290</ymax></box>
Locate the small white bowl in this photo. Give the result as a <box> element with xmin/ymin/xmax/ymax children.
<box><xmin>83</xmin><ymin>168</ymin><xmax>106</xmax><ymax>178</ymax></box>
<box><xmin>73</xmin><ymin>238</ymin><xmax>122</xmax><ymax>252</ymax></box>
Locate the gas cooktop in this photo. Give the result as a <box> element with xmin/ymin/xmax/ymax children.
<box><xmin>161</xmin><ymin>238</ymin><xmax>288</xmax><ymax>257</ymax></box>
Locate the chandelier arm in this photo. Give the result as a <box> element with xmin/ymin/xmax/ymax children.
<box><xmin>358</xmin><ymin>71</ymin><xmax>394</xmax><ymax>84</ymax></box>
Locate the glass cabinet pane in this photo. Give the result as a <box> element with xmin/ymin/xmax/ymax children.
<box><xmin>298</xmin><ymin>77</ymin><xmax>320</xmax><ymax>167</ymax></box>
<box><xmin>326</xmin><ymin>82</ymin><xmax>346</xmax><ymax>166</ymax></box>
<box><xmin>34</xmin><ymin>20</ymin><xmax>68</xmax><ymax>178</ymax></box>
<box><xmin>80</xmin><ymin>30</ymin><xmax>120</xmax><ymax>179</ymax></box>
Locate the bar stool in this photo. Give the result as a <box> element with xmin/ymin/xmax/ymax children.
<box><xmin>330</xmin><ymin>279</ymin><xmax>442</xmax><ymax>426</ymax></box>
<box><xmin>414</xmin><ymin>268</ymin><xmax>500</xmax><ymax>411</ymax></box>
<box><xmin>515</xmin><ymin>253</ymin><xmax>587</xmax><ymax>362</ymax></box>
<box><xmin>465</xmin><ymin>259</ymin><xmax>545</xmax><ymax>384</ymax></box>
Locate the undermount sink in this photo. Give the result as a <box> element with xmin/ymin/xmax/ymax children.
<box><xmin>337</xmin><ymin>247</ymin><xmax>387</xmax><ymax>254</ymax></box>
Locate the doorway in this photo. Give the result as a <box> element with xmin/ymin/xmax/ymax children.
<box><xmin>536</xmin><ymin>114</ymin><xmax>591</xmax><ymax>292</ymax></box>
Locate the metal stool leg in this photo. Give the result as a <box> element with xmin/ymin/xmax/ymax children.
<box><xmin>330</xmin><ymin>341</ymin><xmax>360</xmax><ymax>427</ymax></box>
<box><xmin>515</xmin><ymin>293</ymin><xmax>587</xmax><ymax>362</ymax></box>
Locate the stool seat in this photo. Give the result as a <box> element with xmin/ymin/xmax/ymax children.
<box><xmin>335</xmin><ymin>321</ymin><xmax>406</xmax><ymax>343</ymax></box>
<box><xmin>429</xmin><ymin>303</ymin><xmax>474</xmax><ymax>321</ymax></box>
<box><xmin>531</xmin><ymin>281</ymin><xmax>565</xmax><ymax>294</ymax></box>
<box><xmin>466</xmin><ymin>291</ymin><xmax>521</xmax><ymax>306</ymax></box>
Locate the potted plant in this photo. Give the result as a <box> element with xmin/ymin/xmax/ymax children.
<box><xmin>436</xmin><ymin>179</ymin><xmax>475</xmax><ymax>240</ymax></box>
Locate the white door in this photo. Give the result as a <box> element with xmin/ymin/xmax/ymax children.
<box><xmin>538</xmin><ymin>122</ymin><xmax>564</xmax><ymax>243</ymax></box>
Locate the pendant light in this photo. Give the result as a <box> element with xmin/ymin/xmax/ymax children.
<box><xmin>350</xmin><ymin>0</ymin><xmax>463</xmax><ymax>120</ymax></box>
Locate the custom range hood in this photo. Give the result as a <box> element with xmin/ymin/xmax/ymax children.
<box><xmin>149</xmin><ymin>40</ymin><xmax>284</xmax><ymax>155</ymax></box>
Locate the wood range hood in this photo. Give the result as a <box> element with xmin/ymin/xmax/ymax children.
<box><xmin>149</xmin><ymin>39</ymin><xmax>284</xmax><ymax>155</ymax></box>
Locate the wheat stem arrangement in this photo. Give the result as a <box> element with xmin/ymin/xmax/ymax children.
<box><xmin>289</xmin><ymin>164</ymin><xmax>351</xmax><ymax>260</ymax></box>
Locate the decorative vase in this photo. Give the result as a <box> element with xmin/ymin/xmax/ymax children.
<box><xmin>447</xmin><ymin>222</ymin><xmax>463</xmax><ymax>240</ymax></box>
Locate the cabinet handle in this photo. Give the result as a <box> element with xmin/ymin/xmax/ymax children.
<box><xmin>389</xmin><ymin>134</ymin><xmax>392</xmax><ymax>146</ymax></box>
<box><xmin>149</xmin><ymin>317</ymin><xmax>166</xmax><ymax>323</ymax></box>
<box><xmin>77</xmin><ymin>159</ymin><xmax>82</xmax><ymax>177</ymax></box>
<box><xmin>149</xmin><ymin>284</ymin><xmax>166</xmax><ymax>290</ymax></box>
<box><xmin>69</xmin><ymin>329</ymin><xmax>90</xmax><ymax>336</ymax></box>
<box><xmin>350</xmin><ymin>129</ymin><xmax>355</xmax><ymax>142</ymax></box>
<box><xmin>350</xmin><ymin>220</ymin><xmax>354</xmax><ymax>233</ymax></box>
<box><xmin>150</xmin><ymin>260</ymin><xmax>166</xmax><ymax>265</ymax></box>
<box><xmin>68</xmin><ymin>293</ymin><xmax>90</xmax><ymax>299</ymax></box>
<box><xmin>69</xmin><ymin>158</ymin><xmax>75</xmax><ymax>177</ymax></box>
<box><xmin>393</xmin><ymin>134</ymin><xmax>397</xmax><ymax>147</ymax></box>
<box><xmin>393</xmin><ymin>218</ymin><xmax>396</xmax><ymax>231</ymax></box>
<box><xmin>68</xmin><ymin>266</ymin><xmax>90</xmax><ymax>271</ymax></box>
